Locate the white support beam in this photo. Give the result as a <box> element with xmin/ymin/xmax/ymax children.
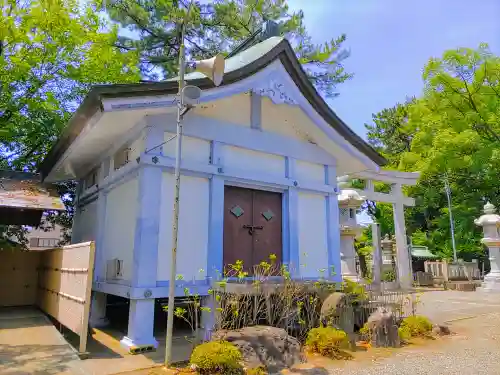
<box><xmin>140</xmin><ymin>153</ymin><xmax>336</xmax><ymax>195</ymax></box>
<box><xmin>348</xmin><ymin>170</ymin><xmax>420</xmax><ymax>186</ymax></box>
<box><xmin>391</xmin><ymin>183</ymin><xmax>412</xmax><ymax>289</ymax></box>
<box><xmin>147</xmin><ymin>114</ymin><xmax>338</xmax><ymax>167</ymax></box>
<box><xmin>351</xmin><ymin>189</ymin><xmax>415</xmax><ymax>207</ymax></box>
<box><xmin>365</xmin><ymin>179</ymin><xmax>374</xmax><ymax>192</ymax></box>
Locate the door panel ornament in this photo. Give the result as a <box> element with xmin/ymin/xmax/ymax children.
<box><xmin>262</xmin><ymin>209</ymin><xmax>274</xmax><ymax>221</ymax></box>
<box><xmin>230</xmin><ymin>205</ymin><xmax>244</xmax><ymax>218</ymax></box>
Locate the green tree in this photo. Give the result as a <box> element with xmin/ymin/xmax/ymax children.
<box><xmin>354</xmin><ymin>227</ymin><xmax>373</xmax><ymax>279</ymax></box>
<box><xmin>100</xmin><ymin>0</ymin><xmax>352</xmax><ymax>97</ymax></box>
<box><xmin>367</xmin><ymin>44</ymin><xmax>500</xmax><ymax>259</ymax></box>
<box><xmin>365</xmin><ymin>98</ymin><xmax>415</xmax><ymax>165</ymax></box>
<box><xmin>0</xmin><ymin>0</ymin><xmax>140</xmax><ymax>244</ymax></box>
<box><xmin>401</xmin><ymin>44</ymin><xmax>500</xmax><ymax>258</ymax></box>
<box><xmin>0</xmin><ymin>0</ymin><xmax>140</xmax><ymax>167</ymax></box>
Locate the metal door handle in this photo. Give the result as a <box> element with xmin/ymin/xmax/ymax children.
<box><xmin>242</xmin><ymin>225</ymin><xmax>264</xmax><ymax>235</ymax></box>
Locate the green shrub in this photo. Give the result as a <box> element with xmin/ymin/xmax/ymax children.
<box><xmin>190</xmin><ymin>341</ymin><xmax>243</xmax><ymax>374</ymax></box>
<box><xmin>245</xmin><ymin>366</ymin><xmax>267</xmax><ymax>375</ymax></box>
<box><xmin>306</xmin><ymin>327</ymin><xmax>350</xmax><ymax>359</ymax></box>
<box><xmin>359</xmin><ymin>322</ymin><xmax>371</xmax><ymax>340</ymax></box>
<box><xmin>382</xmin><ymin>270</ymin><xmax>396</xmax><ymax>282</ymax></box>
<box><xmin>398</xmin><ymin>315</ymin><xmax>433</xmax><ymax>341</ymax></box>
<box><xmin>341</xmin><ymin>279</ymin><xmax>368</xmax><ymax>302</ymax></box>
<box><xmin>398</xmin><ymin>325</ymin><xmax>412</xmax><ymax>341</ymax></box>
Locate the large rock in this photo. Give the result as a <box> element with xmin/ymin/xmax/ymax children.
<box><xmin>432</xmin><ymin>323</ymin><xmax>451</xmax><ymax>336</ymax></box>
<box><xmin>212</xmin><ymin>326</ymin><xmax>304</xmax><ymax>372</ymax></box>
<box><xmin>366</xmin><ymin>307</ymin><xmax>400</xmax><ymax>347</ymax></box>
<box><xmin>319</xmin><ymin>293</ymin><xmax>347</xmax><ymax>326</ymax></box>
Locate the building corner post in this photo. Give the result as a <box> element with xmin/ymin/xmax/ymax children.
<box><xmin>121</xmin><ymin>126</ymin><xmax>163</xmax><ymax>352</ymax></box>
<box><xmin>325</xmin><ymin>165</ymin><xmax>342</xmax><ymax>282</ymax></box>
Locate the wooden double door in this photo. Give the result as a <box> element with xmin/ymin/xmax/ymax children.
<box><xmin>223</xmin><ymin>186</ymin><xmax>282</xmax><ymax>274</ymax></box>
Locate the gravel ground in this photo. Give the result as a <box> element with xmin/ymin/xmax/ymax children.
<box><xmin>324</xmin><ymin>313</ymin><xmax>500</xmax><ymax>375</ymax></box>
<box><xmin>287</xmin><ymin>291</ymin><xmax>500</xmax><ymax>375</ymax></box>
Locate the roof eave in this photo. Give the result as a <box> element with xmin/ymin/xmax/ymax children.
<box><xmin>276</xmin><ymin>42</ymin><xmax>386</xmax><ymax>166</ymax></box>
<box><xmin>39</xmin><ymin>38</ymin><xmax>386</xmax><ymax>180</ymax></box>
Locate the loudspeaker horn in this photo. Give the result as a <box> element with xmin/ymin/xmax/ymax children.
<box><xmin>192</xmin><ymin>54</ymin><xmax>225</xmax><ymax>87</ymax></box>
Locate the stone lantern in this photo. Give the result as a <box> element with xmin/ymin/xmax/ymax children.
<box><xmin>474</xmin><ymin>202</ymin><xmax>500</xmax><ymax>291</ymax></box>
<box><xmin>338</xmin><ymin>189</ymin><xmax>365</xmax><ymax>280</ymax></box>
<box><xmin>381</xmin><ymin>234</ymin><xmax>396</xmax><ymax>274</ymax></box>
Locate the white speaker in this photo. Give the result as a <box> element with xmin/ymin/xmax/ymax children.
<box><xmin>192</xmin><ymin>54</ymin><xmax>225</xmax><ymax>86</ymax></box>
<box><xmin>181</xmin><ymin>85</ymin><xmax>202</xmax><ymax>107</ymax></box>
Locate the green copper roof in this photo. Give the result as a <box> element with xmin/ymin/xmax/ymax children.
<box><xmin>411</xmin><ymin>246</ymin><xmax>438</xmax><ymax>258</ymax></box>
<box><xmin>167</xmin><ymin>37</ymin><xmax>284</xmax><ymax>82</ymax></box>
<box><xmin>39</xmin><ymin>36</ymin><xmax>386</xmax><ymax>180</ymax></box>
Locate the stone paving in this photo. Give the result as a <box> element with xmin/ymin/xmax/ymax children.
<box><xmin>0</xmin><ymin>307</ymin><xmax>86</xmax><ymax>375</ymax></box>
<box><xmin>416</xmin><ymin>290</ymin><xmax>500</xmax><ymax>323</ymax></box>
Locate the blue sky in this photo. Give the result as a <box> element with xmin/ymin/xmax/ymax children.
<box><xmin>116</xmin><ymin>0</ymin><xmax>499</xmax><ymax>141</ymax></box>
<box><xmin>287</xmin><ymin>0</ymin><xmax>500</xmax><ymax>139</ymax></box>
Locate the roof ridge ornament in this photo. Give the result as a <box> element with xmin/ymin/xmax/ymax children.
<box><xmin>227</xmin><ymin>20</ymin><xmax>280</xmax><ymax>58</ymax></box>
<box><xmin>251</xmin><ymin>79</ymin><xmax>297</xmax><ymax>106</ymax></box>
<box><xmin>484</xmin><ymin>201</ymin><xmax>496</xmax><ymax>214</ymax></box>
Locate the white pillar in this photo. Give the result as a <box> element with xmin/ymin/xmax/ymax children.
<box><xmin>121</xmin><ymin>126</ymin><xmax>163</xmax><ymax>351</ymax></box>
<box><xmin>94</xmin><ymin>158</ymin><xmax>109</xmax><ymax>282</ymax></box>
<box><xmin>89</xmin><ymin>291</ymin><xmax>109</xmax><ymax>328</ymax></box>
<box><xmin>325</xmin><ymin>165</ymin><xmax>342</xmax><ymax>282</ymax></box>
<box><xmin>121</xmin><ymin>299</ymin><xmax>158</xmax><ymax>350</ymax></box>
<box><xmin>475</xmin><ymin>202</ymin><xmax>500</xmax><ymax>292</ymax></box>
<box><xmin>200</xmin><ymin>295</ymin><xmax>216</xmax><ymax>342</ymax></box>
<box><xmin>392</xmin><ymin>184</ymin><xmax>412</xmax><ymax>289</ymax></box>
<box><xmin>371</xmin><ymin>223</ymin><xmax>382</xmax><ymax>286</ymax></box>
<box><xmin>340</xmin><ymin>234</ymin><xmax>358</xmax><ymax>280</ymax></box>
<box><xmin>337</xmin><ymin>190</ymin><xmax>364</xmax><ymax>281</ymax></box>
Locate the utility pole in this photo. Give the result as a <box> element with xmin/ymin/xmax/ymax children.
<box><xmin>164</xmin><ymin>2</ymin><xmax>190</xmax><ymax>366</ymax></box>
<box><xmin>164</xmin><ymin>0</ymin><xmax>225</xmax><ymax>365</ymax></box>
<box><xmin>444</xmin><ymin>173</ymin><xmax>458</xmax><ymax>262</ymax></box>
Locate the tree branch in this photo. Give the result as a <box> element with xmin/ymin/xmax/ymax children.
<box><xmin>440</xmin><ymin>75</ymin><xmax>500</xmax><ymax>142</ymax></box>
<box><xmin>114</xmin><ymin>43</ymin><xmax>134</xmax><ymax>51</ymax></box>
<box><xmin>184</xmin><ymin>36</ymin><xmax>209</xmax><ymax>54</ymax></box>
<box><xmin>114</xmin><ymin>2</ymin><xmax>160</xmax><ymax>39</ymax></box>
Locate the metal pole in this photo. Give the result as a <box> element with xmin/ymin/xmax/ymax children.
<box><xmin>444</xmin><ymin>174</ymin><xmax>458</xmax><ymax>262</ymax></box>
<box><xmin>165</xmin><ymin>5</ymin><xmax>189</xmax><ymax>366</ymax></box>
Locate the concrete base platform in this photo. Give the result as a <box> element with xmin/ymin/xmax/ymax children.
<box><xmin>0</xmin><ymin>307</ymin><xmax>86</xmax><ymax>375</ymax></box>
<box><xmin>72</xmin><ymin>327</ymin><xmax>194</xmax><ymax>375</ymax></box>
<box><xmin>444</xmin><ymin>280</ymin><xmax>481</xmax><ymax>291</ymax></box>
<box><xmin>477</xmin><ymin>273</ymin><xmax>500</xmax><ymax>292</ymax></box>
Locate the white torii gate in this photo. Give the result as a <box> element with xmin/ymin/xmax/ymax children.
<box><xmin>340</xmin><ymin>170</ymin><xmax>420</xmax><ymax>289</ymax></box>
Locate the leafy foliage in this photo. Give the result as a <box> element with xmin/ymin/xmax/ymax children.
<box><xmin>365</xmin><ymin>44</ymin><xmax>500</xmax><ymax>260</ymax></box>
<box><xmin>381</xmin><ymin>269</ymin><xmax>396</xmax><ymax>282</ymax></box>
<box><xmin>245</xmin><ymin>367</ymin><xmax>267</xmax><ymax>375</ymax></box>
<box><xmin>100</xmin><ymin>0</ymin><xmax>352</xmax><ymax>97</ymax></box>
<box><xmin>0</xmin><ymin>0</ymin><xmax>140</xmax><ymax>166</ymax></box>
<box><xmin>366</xmin><ymin>98</ymin><xmax>416</xmax><ymax>164</ymax></box>
<box><xmin>305</xmin><ymin>327</ymin><xmax>351</xmax><ymax>359</ymax></box>
<box><xmin>0</xmin><ymin>0</ymin><xmax>140</xmax><ymax>243</ymax></box>
<box><xmin>190</xmin><ymin>341</ymin><xmax>243</xmax><ymax>374</ymax></box>
<box><xmin>398</xmin><ymin>315</ymin><xmax>433</xmax><ymax>341</ymax></box>
<box><xmin>354</xmin><ymin>229</ymin><xmax>373</xmax><ymax>279</ymax></box>
<box><xmin>0</xmin><ymin>226</ymin><xmax>27</xmax><ymax>251</ymax></box>
<box><xmin>340</xmin><ymin>278</ymin><xmax>368</xmax><ymax>302</ymax></box>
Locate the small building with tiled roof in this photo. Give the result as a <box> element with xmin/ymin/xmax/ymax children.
<box><xmin>39</xmin><ymin>36</ymin><xmax>419</xmax><ymax>351</ymax></box>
